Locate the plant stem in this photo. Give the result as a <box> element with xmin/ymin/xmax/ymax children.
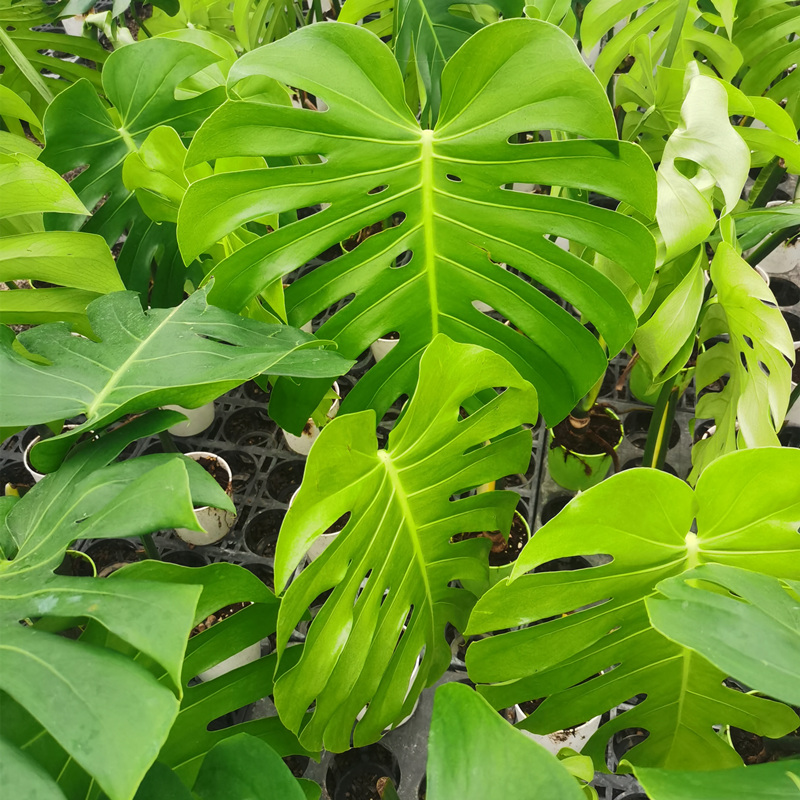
<box><xmin>662</xmin><ymin>0</ymin><xmax>691</xmax><ymax>69</ymax></box>
<box><xmin>746</xmin><ymin>225</ymin><xmax>800</xmax><ymax>267</ymax></box>
<box><xmin>749</xmin><ymin>157</ymin><xmax>786</xmax><ymax>209</ymax></box>
<box><xmin>641</xmin><ymin>375</ymin><xmax>679</xmax><ymax>469</ymax></box>
<box><xmin>158</xmin><ymin>431</ymin><xmax>180</xmax><ymax>453</ymax></box>
<box><xmin>139</xmin><ymin>534</ymin><xmax>160</xmax><ymax>560</ymax></box>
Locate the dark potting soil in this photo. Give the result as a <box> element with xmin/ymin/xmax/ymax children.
<box><xmin>244</xmin><ymin>509</ymin><xmax>285</xmax><ymax>557</ymax></box>
<box><xmin>190</xmin><ymin>602</ymin><xmax>250</xmax><ymax>638</ymax></box>
<box><xmin>453</xmin><ymin>512</ymin><xmax>527</xmax><ymax>567</ymax></box>
<box><xmin>326</xmin><ymin>513</ymin><xmax>350</xmax><ymax>534</ymax></box>
<box><xmin>551</xmin><ymin>406</ymin><xmax>622</xmax><ymax>456</ymax></box>
<box><xmin>731</xmin><ymin>713</ymin><xmax>800</xmax><ymax>765</ymax></box>
<box><xmin>518</xmin><ymin>697</ymin><xmax>545</xmax><ymax>716</ymax></box>
<box><xmin>283</xmin><ymin>754</ymin><xmax>310</xmax><ymax>778</ymax></box>
<box><xmin>266</xmin><ymin>460</ymin><xmax>305</xmax><ymax>503</ymax></box>
<box><xmin>73</xmin><ymin>539</ymin><xmax>141</xmax><ymax>576</ymax></box>
<box><xmin>335</xmin><ymin>767</ymin><xmax>392</xmax><ymax>800</ymax></box>
<box><xmin>196</xmin><ymin>456</ymin><xmax>231</xmax><ymax>492</ymax></box>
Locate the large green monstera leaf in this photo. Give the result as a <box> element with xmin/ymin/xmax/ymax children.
<box><xmin>179</xmin><ymin>20</ymin><xmax>656</xmax><ymax>432</ymax></box>
<box><xmin>0</xmin><ymin>286</ymin><xmax>352</xmax><ymax>472</ymax></box>
<box><xmin>466</xmin><ymin>448</ymin><xmax>800</xmax><ymax>771</ymax></box>
<box><xmin>40</xmin><ymin>36</ymin><xmax>227</xmax><ymax>304</ymax></box>
<box><xmin>272</xmin><ymin>335</ymin><xmax>538</xmax><ymax>751</ymax></box>
<box><xmin>0</xmin><ymin>415</ymin><xmax>232</xmax><ymax>800</ymax></box>
<box><xmin>54</xmin><ymin>561</ymin><xmax>314</xmax><ymax>798</ymax></box>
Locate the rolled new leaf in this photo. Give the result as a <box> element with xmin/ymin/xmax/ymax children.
<box><xmin>273</xmin><ymin>334</ymin><xmax>538</xmax><ymax>751</ymax></box>
<box><xmin>0</xmin><ymin>285</ymin><xmax>353</xmax><ymax>473</ymax></box>
<box><xmin>466</xmin><ymin>447</ymin><xmax>800</xmax><ymax>771</ymax></box>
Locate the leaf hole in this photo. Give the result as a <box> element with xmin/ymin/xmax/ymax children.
<box><xmin>392</xmin><ymin>249</ymin><xmax>413</xmax><ymax>268</ymax></box>
<box><xmin>758</xmin><ymin>361</ymin><xmax>770</xmax><ymax>376</ymax></box>
<box><xmin>445</xmin><ymin>173</ymin><xmax>462</xmax><ymax>182</ymax></box>
<box><xmin>742</xmin><ymin>335</ymin><xmax>754</xmax><ymax>348</ymax></box>
<box><xmin>368</xmin><ymin>184</ymin><xmax>388</xmax><ymax>195</ymax></box>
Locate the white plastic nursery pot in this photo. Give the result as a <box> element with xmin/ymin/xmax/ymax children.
<box><xmin>174</xmin><ymin>451</ymin><xmax>236</xmax><ymax>546</ymax></box>
<box><xmin>197</xmin><ymin>642</ymin><xmax>261</xmax><ymax>682</ymax></box>
<box><xmin>22</xmin><ymin>437</ymin><xmax>45</xmax><ymax>483</ymax></box>
<box><xmin>163</xmin><ymin>401</ymin><xmax>216</xmax><ymax>437</ymax></box>
<box><xmin>22</xmin><ymin>423</ymin><xmax>82</xmax><ymax>483</ymax></box>
<box><xmin>282</xmin><ymin>382</ymin><xmax>340</xmax><ymax>456</ymax></box>
<box><xmin>369</xmin><ymin>334</ymin><xmax>399</xmax><ymax>362</ymax></box>
<box><xmin>513</xmin><ymin>704</ymin><xmax>602</xmax><ymax>756</ymax></box>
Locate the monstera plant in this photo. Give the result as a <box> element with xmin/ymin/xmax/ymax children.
<box><xmin>271</xmin><ymin>335</ymin><xmax>538</xmax><ymax>751</ymax></box>
<box><xmin>40</xmin><ymin>35</ymin><xmax>229</xmax><ymax>306</ymax></box>
<box><xmin>178</xmin><ymin>19</ymin><xmax>656</xmax><ymax>433</ymax></box>
<box><xmin>0</xmin><ymin>286</ymin><xmax>351</xmax><ymax>472</ymax></box>
<box><xmin>466</xmin><ymin>447</ymin><xmax>800</xmax><ymax>770</ymax></box>
<box><xmin>0</xmin><ymin>415</ymin><xmax>232</xmax><ymax>800</ymax></box>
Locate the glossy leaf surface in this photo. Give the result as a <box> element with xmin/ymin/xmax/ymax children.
<box><xmin>427</xmin><ymin>682</ymin><xmax>585</xmax><ymax>800</ymax></box>
<box><xmin>0</xmin><ymin>417</ymin><xmax>231</xmax><ymax>800</ymax></box>
<box><xmin>0</xmin><ymin>287</ymin><xmax>352</xmax><ymax>472</ymax></box>
<box><xmin>467</xmin><ymin>448</ymin><xmax>800</xmax><ymax>771</ymax></box>
<box><xmin>648</xmin><ymin>565</ymin><xmax>800</xmax><ymax>706</ymax></box>
<box><xmin>273</xmin><ymin>335</ymin><xmax>538</xmax><ymax>751</ymax></box>
<box><xmin>180</xmin><ymin>20</ymin><xmax>656</xmax><ymax>430</ymax></box>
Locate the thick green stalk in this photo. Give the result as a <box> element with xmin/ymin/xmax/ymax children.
<box><xmin>749</xmin><ymin>157</ymin><xmax>786</xmax><ymax>209</ymax></box>
<box><xmin>662</xmin><ymin>0</ymin><xmax>691</xmax><ymax>68</ymax></box>
<box><xmin>642</xmin><ymin>374</ymin><xmax>679</xmax><ymax>469</ymax></box>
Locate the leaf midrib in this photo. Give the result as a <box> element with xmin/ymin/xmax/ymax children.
<box><xmin>377</xmin><ymin>450</ymin><xmax>436</xmax><ymax>636</ymax></box>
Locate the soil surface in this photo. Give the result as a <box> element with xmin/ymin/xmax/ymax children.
<box><xmin>731</xmin><ymin>714</ymin><xmax>800</xmax><ymax>765</ymax></box>
<box><xmin>283</xmin><ymin>755</ymin><xmax>310</xmax><ymax>778</ymax></box>
<box><xmin>196</xmin><ymin>456</ymin><xmax>231</xmax><ymax>492</ymax></box>
<box><xmin>518</xmin><ymin>697</ymin><xmax>545</xmax><ymax>716</ymax></box>
<box><xmin>266</xmin><ymin>460</ymin><xmax>305</xmax><ymax>503</ymax></box>
<box><xmin>453</xmin><ymin>512</ymin><xmax>528</xmax><ymax>567</ymax></box>
<box><xmin>335</xmin><ymin>767</ymin><xmax>390</xmax><ymax>800</ymax></box>
<box><xmin>73</xmin><ymin>539</ymin><xmax>141</xmax><ymax>576</ymax></box>
<box><xmin>244</xmin><ymin>509</ymin><xmax>285</xmax><ymax>557</ymax></box>
<box><xmin>551</xmin><ymin>406</ymin><xmax>622</xmax><ymax>456</ymax></box>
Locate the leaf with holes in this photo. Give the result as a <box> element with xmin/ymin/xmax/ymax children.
<box><xmin>272</xmin><ymin>335</ymin><xmax>538</xmax><ymax>751</ymax></box>
<box><xmin>34</xmin><ymin>560</ymin><xmax>315</xmax><ymax>797</ymax></box>
<box><xmin>656</xmin><ymin>69</ymin><xmax>750</xmax><ymax>262</ymax></box>
<box><xmin>0</xmin><ymin>415</ymin><xmax>232</xmax><ymax>800</ymax></box>
<box><xmin>0</xmin><ymin>285</ymin><xmax>353</xmax><ymax>473</ymax></box>
<box><xmin>178</xmin><ymin>20</ymin><xmax>656</xmax><ymax>434</ymax></box>
<box><xmin>0</xmin><ymin>153</ymin><xmax>124</xmax><ymax>334</ymax></box>
<box><xmin>466</xmin><ymin>448</ymin><xmax>800</xmax><ymax>772</ymax></box>
<box><xmin>581</xmin><ymin>0</ymin><xmax>742</xmax><ymax>90</ymax></box>
<box><xmin>734</xmin><ymin>0</ymin><xmax>800</xmax><ymax>123</ymax></box>
<box><xmin>0</xmin><ymin>0</ymin><xmax>107</xmax><ymax>117</ymax></box>
<box><xmin>690</xmin><ymin>242</ymin><xmax>794</xmax><ymax>481</ymax></box>
<box><xmin>40</xmin><ymin>36</ymin><xmax>226</xmax><ymax>305</ymax></box>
